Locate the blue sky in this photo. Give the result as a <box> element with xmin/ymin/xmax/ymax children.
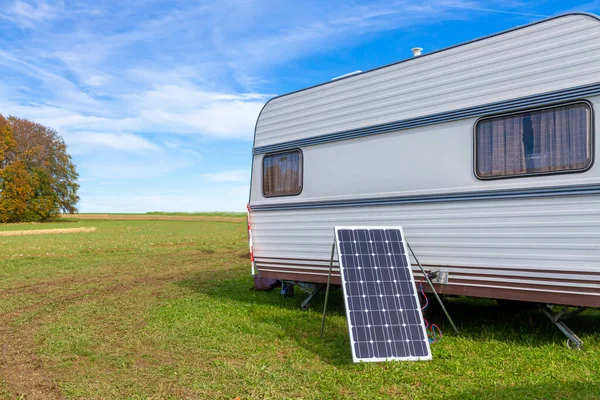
<box><xmin>0</xmin><ymin>0</ymin><xmax>599</xmax><ymax>212</ymax></box>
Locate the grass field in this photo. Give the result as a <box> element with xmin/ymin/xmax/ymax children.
<box><xmin>0</xmin><ymin>216</ymin><xmax>598</xmax><ymax>399</ymax></box>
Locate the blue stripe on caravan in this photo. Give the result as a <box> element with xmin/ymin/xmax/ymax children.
<box><xmin>253</xmin><ymin>81</ymin><xmax>600</xmax><ymax>155</ymax></box>
<box><xmin>249</xmin><ymin>184</ymin><xmax>600</xmax><ymax>211</ymax></box>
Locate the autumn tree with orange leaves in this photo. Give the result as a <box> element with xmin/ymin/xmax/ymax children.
<box><xmin>0</xmin><ymin>115</ymin><xmax>79</xmax><ymax>222</ymax></box>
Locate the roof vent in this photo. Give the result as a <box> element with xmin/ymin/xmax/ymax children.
<box><xmin>411</xmin><ymin>47</ymin><xmax>423</xmax><ymax>57</ymax></box>
<box><xmin>331</xmin><ymin>70</ymin><xmax>363</xmax><ymax>81</ymax></box>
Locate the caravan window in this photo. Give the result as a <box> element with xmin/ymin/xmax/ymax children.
<box><xmin>475</xmin><ymin>103</ymin><xmax>592</xmax><ymax>179</ymax></box>
<box><xmin>262</xmin><ymin>150</ymin><xmax>303</xmax><ymax>197</ymax></box>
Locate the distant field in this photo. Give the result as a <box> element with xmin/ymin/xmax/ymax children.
<box><xmin>61</xmin><ymin>212</ymin><xmax>245</xmax><ymax>222</ymax></box>
<box><xmin>0</xmin><ymin>218</ymin><xmax>598</xmax><ymax>399</ymax></box>
<box><xmin>146</xmin><ymin>211</ymin><xmax>246</xmax><ymax>217</ymax></box>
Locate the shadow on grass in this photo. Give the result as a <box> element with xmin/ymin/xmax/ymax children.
<box><xmin>176</xmin><ymin>270</ymin><xmax>354</xmax><ymax>365</ymax></box>
<box><xmin>176</xmin><ymin>270</ymin><xmax>600</xmax><ymax>364</ymax></box>
<box><xmin>443</xmin><ymin>381</ymin><xmax>600</xmax><ymax>400</ymax></box>
<box><xmin>429</xmin><ymin>296</ymin><xmax>600</xmax><ymax>347</ymax></box>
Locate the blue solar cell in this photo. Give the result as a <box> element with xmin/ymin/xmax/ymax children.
<box><xmin>335</xmin><ymin>227</ymin><xmax>432</xmax><ymax>362</ymax></box>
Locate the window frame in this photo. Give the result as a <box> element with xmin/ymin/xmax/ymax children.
<box><xmin>262</xmin><ymin>148</ymin><xmax>304</xmax><ymax>197</ymax></box>
<box><xmin>473</xmin><ymin>100</ymin><xmax>594</xmax><ymax>180</ymax></box>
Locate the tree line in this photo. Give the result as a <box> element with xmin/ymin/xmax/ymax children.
<box><xmin>0</xmin><ymin>115</ymin><xmax>79</xmax><ymax>223</ymax></box>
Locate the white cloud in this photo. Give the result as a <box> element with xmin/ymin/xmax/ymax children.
<box><xmin>83</xmin><ymin>75</ymin><xmax>110</xmax><ymax>87</ymax></box>
<box><xmin>0</xmin><ymin>0</ymin><xmax>566</xmax><ymax>212</ymax></box>
<box><xmin>77</xmin><ymin>148</ymin><xmax>200</xmax><ymax>180</ymax></box>
<box><xmin>203</xmin><ymin>169</ymin><xmax>250</xmax><ymax>183</ymax></box>
<box><xmin>1</xmin><ymin>0</ymin><xmax>60</xmax><ymax>28</ymax></box>
<box><xmin>440</xmin><ymin>2</ymin><xmax>549</xmax><ymax>17</ymax></box>
<box><xmin>0</xmin><ymin>0</ymin><xmax>517</xmax><ymax>146</ymax></box>
<box><xmin>214</xmin><ymin>0</ymin><xmax>487</xmax><ymax>73</ymax></box>
<box><xmin>66</xmin><ymin>132</ymin><xmax>159</xmax><ymax>153</ymax></box>
<box><xmin>131</xmin><ymin>85</ymin><xmax>268</xmax><ymax>139</ymax></box>
<box><xmin>0</xmin><ymin>84</ymin><xmax>267</xmax><ymax>142</ymax></box>
<box><xmin>80</xmin><ymin>188</ymin><xmax>249</xmax><ymax>213</ymax></box>
<box><xmin>557</xmin><ymin>0</ymin><xmax>600</xmax><ymax>14</ymax></box>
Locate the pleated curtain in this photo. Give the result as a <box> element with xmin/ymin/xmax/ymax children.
<box><xmin>477</xmin><ymin>115</ymin><xmax>527</xmax><ymax>177</ymax></box>
<box><xmin>531</xmin><ymin>105</ymin><xmax>589</xmax><ymax>172</ymax></box>
<box><xmin>477</xmin><ymin>104</ymin><xmax>589</xmax><ymax>177</ymax></box>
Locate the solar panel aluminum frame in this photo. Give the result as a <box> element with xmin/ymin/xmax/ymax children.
<box><xmin>334</xmin><ymin>226</ymin><xmax>432</xmax><ymax>363</ymax></box>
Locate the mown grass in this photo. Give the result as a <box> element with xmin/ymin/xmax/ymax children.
<box><xmin>0</xmin><ymin>218</ymin><xmax>598</xmax><ymax>399</ymax></box>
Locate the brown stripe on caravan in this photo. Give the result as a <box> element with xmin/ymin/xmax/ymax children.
<box><xmin>254</xmin><ymin>256</ymin><xmax>338</xmax><ymax>264</ymax></box>
<box><xmin>257</xmin><ymin>270</ymin><xmax>341</xmax><ymax>284</ymax></box>
<box><xmin>432</xmin><ymin>282</ymin><xmax>600</xmax><ymax>308</ymax></box>
<box><xmin>443</xmin><ymin>272</ymin><xmax>600</xmax><ymax>286</ymax></box>
<box><xmin>256</xmin><ymin>259</ymin><xmax>600</xmax><ymax>284</ymax></box>
<box><xmin>255</xmin><ymin>256</ymin><xmax>600</xmax><ymax>277</ymax></box>
<box><xmin>256</xmin><ymin>258</ymin><xmax>600</xmax><ymax>307</ymax></box>
<box><xmin>257</xmin><ymin>268</ymin><xmax>600</xmax><ymax>307</ymax></box>
<box><xmin>419</xmin><ymin>263</ymin><xmax>600</xmax><ymax>277</ymax></box>
<box><xmin>257</xmin><ymin>268</ymin><xmax>599</xmax><ymax>307</ymax></box>
<box><xmin>448</xmin><ymin>278</ymin><xmax>600</xmax><ymax>295</ymax></box>
<box><xmin>255</xmin><ymin>260</ymin><xmax>339</xmax><ymax>269</ymax></box>
<box><xmin>255</xmin><ymin>263</ymin><xmax>340</xmax><ymax>275</ymax></box>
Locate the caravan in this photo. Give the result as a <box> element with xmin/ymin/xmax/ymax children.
<box><xmin>247</xmin><ymin>13</ymin><xmax>600</xmax><ymax>310</ymax></box>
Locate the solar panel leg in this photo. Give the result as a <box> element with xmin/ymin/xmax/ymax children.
<box><xmin>320</xmin><ymin>242</ymin><xmax>337</xmax><ymax>340</ymax></box>
<box><xmin>407</xmin><ymin>242</ymin><xmax>460</xmax><ymax>336</ymax></box>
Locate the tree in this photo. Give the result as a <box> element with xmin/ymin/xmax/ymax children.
<box><xmin>0</xmin><ymin>115</ymin><xmax>79</xmax><ymax>222</ymax></box>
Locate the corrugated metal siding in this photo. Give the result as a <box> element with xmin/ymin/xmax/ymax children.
<box><xmin>250</xmin><ymin>194</ymin><xmax>600</xmax><ymax>295</ymax></box>
<box><xmin>255</xmin><ymin>14</ymin><xmax>600</xmax><ymax>148</ymax></box>
<box><xmin>250</xmin><ymin>102</ymin><xmax>600</xmax><ymax>206</ymax></box>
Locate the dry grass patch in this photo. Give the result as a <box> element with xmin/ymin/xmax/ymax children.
<box><xmin>0</xmin><ymin>227</ymin><xmax>96</xmax><ymax>237</ymax></box>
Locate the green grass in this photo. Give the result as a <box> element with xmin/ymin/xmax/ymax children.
<box><xmin>0</xmin><ymin>219</ymin><xmax>598</xmax><ymax>399</ymax></box>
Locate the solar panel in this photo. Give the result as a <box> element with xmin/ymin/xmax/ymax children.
<box><xmin>335</xmin><ymin>227</ymin><xmax>431</xmax><ymax>362</ymax></box>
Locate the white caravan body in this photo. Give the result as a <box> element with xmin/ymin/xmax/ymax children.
<box><xmin>248</xmin><ymin>13</ymin><xmax>600</xmax><ymax>307</ymax></box>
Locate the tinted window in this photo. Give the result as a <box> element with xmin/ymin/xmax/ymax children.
<box><xmin>475</xmin><ymin>103</ymin><xmax>592</xmax><ymax>178</ymax></box>
<box><xmin>263</xmin><ymin>150</ymin><xmax>302</xmax><ymax>196</ymax></box>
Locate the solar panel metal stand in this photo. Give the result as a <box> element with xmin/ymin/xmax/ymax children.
<box><xmin>538</xmin><ymin>304</ymin><xmax>586</xmax><ymax>349</ymax></box>
<box><xmin>320</xmin><ymin>241</ymin><xmax>337</xmax><ymax>340</ymax></box>
<box><xmin>407</xmin><ymin>242</ymin><xmax>460</xmax><ymax>336</ymax></box>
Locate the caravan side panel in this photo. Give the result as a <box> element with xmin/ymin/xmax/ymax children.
<box><xmin>251</xmin><ymin>194</ymin><xmax>600</xmax><ymax>307</ymax></box>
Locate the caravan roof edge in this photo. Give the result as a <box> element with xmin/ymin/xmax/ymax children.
<box><xmin>253</xmin><ymin>12</ymin><xmax>600</xmax><ymax>109</ymax></box>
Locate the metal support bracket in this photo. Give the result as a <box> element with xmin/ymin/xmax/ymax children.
<box><xmin>407</xmin><ymin>242</ymin><xmax>460</xmax><ymax>336</ymax></box>
<box><xmin>320</xmin><ymin>242</ymin><xmax>337</xmax><ymax>340</ymax></box>
<box><xmin>539</xmin><ymin>304</ymin><xmax>586</xmax><ymax>349</ymax></box>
